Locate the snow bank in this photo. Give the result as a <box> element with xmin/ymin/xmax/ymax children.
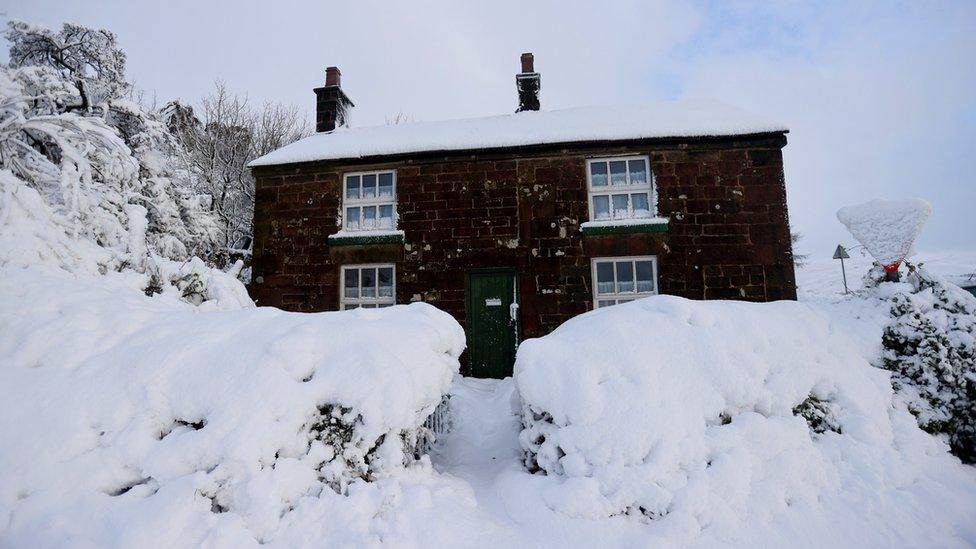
<box><xmin>0</xmin><ymin>266</ymin><xmax>465</xmax><ymax>546</ymax></box>
<box><xmin>837</xmin><ymin>198</ymin><xmax>931</xmax><ymax>272</ymax></box>
<box><xmin>250</xmin><ymin>100</ymin><xmax>786</xmax><ymax>166</ymax></box>
<box><xmin>515</xmin><ymin>296</ymin><xmax>976</xmax><ymax>545</ymax></box>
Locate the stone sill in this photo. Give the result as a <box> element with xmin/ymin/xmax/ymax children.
<box><xmin>579</xmin><ymin>218</ymin><xmax>670</xmax><ymax>236</ymax></box>
<box><xmin>327</xmin><ymin>231</ymin><xmax>405</xmax><ymax>247</ymax></box>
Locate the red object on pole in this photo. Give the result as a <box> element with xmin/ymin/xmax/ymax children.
<box><xmin>884</xmin><ymin>261</ymin><xmax>902</xmax><ymax>281</ymax></box>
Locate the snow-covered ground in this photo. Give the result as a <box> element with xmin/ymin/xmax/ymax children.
<box><xmin>793</xmin><ymin>250</ymin><xmax>976</xmax><ymax>369</ymax></box>
<box><xmin>3</xmin><ymin>203</ymin><xmax>975</xmax><ymax>547</ymax></box>
<box><xmin>796</xmin><ymin>249</ymin><xmax>976</xmax><ymax>300</ymax></box>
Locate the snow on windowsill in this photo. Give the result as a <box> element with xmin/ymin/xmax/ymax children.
<box><xmin>580</xmin><ymin>217</ymin><xmax>670</xmax><ymax>231</ymax></box>
<box><xmin>579</xmin><ymin>217</ymin><xmax>669</xmax><ymax>229</ymax></box>
<box><xmin>328</xmin><ymin>229</ymin><xmax>405</xmax><ymax>240</ymax></box>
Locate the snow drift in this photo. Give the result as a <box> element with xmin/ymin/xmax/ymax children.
<box><xmin>515</xmin><ymin>296</ymin><xmax>976</xmax><ymax>545</ymax></box>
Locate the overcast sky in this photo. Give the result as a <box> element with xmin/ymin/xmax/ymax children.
<box><xmin>3</xmin><ymin>0</ymin><xmax>974</xmax><ymax>259</ymax></box>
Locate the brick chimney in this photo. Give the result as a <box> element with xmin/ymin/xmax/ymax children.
<box><xmin>314</xmin><ymin>66</ymin><xmax>354</xmax><ymax>132</ymax></box>
<box><xmin>516</xmin><ymin>53</ymin><xmax>541</xmax><ymax>112</ymax></box>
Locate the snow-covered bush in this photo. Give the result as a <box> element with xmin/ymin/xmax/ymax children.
<box><xmin>792</xmin><ymin>394</ymin><xmax>841</xmax><ymax>435</ymax></box>
<box><xmin>0</xmin><ymin>265</ymin><xmax>465</xmax><ymax>545</ymax></box>
<box><xmin>514</xmin><ymin>296</ymin><xmax>973</xmax><ymax>528</ymax></box>
<box><xmin>878</xmin><ymin>262</ymin><xmax>976</xmax><ymax>462</ymax></box>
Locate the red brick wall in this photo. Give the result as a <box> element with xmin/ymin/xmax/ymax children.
<box><xmin>250</xmin><ymin>134</ymin><xmax>796</xmax><ymax>338</ymax></box>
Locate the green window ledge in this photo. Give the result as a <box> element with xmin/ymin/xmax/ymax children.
<box><xmin>327</xmin><ymin>232</ymin><xmax>405</xmax><ymax>247</ymax></box>
<box><xmin>579</xmin><ymin>220</ymin><xmax>669</xmax><ymax>236</ymax></box>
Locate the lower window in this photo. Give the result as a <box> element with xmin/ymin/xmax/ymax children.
<box><xmin>591</xmin><ymin>256</ymin><xmax>658</xmax><ymax>308</ymax></box>
<box><xmin>341</xmin><ymin>264</ymin><xmax>395</xmax><ymax>309</ymax></box>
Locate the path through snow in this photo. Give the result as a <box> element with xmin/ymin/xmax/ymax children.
<box><xmin>428</xmin><ymin>376</ymin><xmax>655</xmax><ymax>548</ymax></box>
<box><xmin>432</xmin><ymin>377</ymin><xmax>522</xmax><ymax>524</ymax></box>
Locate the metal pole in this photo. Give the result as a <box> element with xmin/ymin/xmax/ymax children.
<box><xmin>840</xmin><ymin>257</ymin><xmax>848</xmax><ymax>294</ymax></box>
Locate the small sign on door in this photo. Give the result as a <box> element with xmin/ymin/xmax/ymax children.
<box><xmin>485</xmin><ymin>298</ymin><xmax>502</xmax><ymax>306</ymax></box>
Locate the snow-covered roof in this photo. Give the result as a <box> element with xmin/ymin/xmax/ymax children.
<box><xmin>249</xmin><ymin>100</ymin><xmax>787</xmax><ymax>167</ymax></box>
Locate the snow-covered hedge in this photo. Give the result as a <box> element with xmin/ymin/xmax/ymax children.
<box><xmin>514</xmin><ymin>296</ymin><xmax>975</xmax><ymax>532</ymax></box>
<box><xmin>0</xmin><ymin>265</ymin><xmax>464</xmax><ymax>545</ymax></box>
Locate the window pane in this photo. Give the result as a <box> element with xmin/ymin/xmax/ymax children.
<box><xmin>362</xmin><ymin>174</ymin><xmax>377</xmax><ymax>198</ymax></box>
<box><xmin>598</xmin><ymin>300</ymin><xmax>616</xmax><ymax>308</ymax></box>
<box><xmin>590</xmin><ymin>162</ymin><xmax>608</xmax><ymax>187</ymax></box>
<box><xmin>378</xmin><ymin>173</ymin><xmax>394</xmax><ymax>198</ymax></box>
<box><xmin>344</xmin><ymin>268</ymin><xmax>359</xmax><ymax>298</ymax></box>
<box><xmin>628</xmin><ymin>160</ymin><xmax>648</xmax><ymax>185</ymax></box>
<box><xmin>345</xmin><ymin>207</ymin><xmax>360</xmax><ymax>230</ymax></box>
<box><xmin>346</xmin><ymin>176</ymin><xmax>361</xmax><ymax>199</ymax></box>
<box><xmin>596</xmin><ymin>262</ymin><xmax>615</xmax><ymax>295</ymax></box>
<box><xmin>378</xmin><ymin>205</ymin><xmax>394</xmax><ymax>228</ymax></box>
<box><xmin>345</xmin><ymin>303</ymin><xmax>360</xmax><ymax>310</ymax></box>
<box><xmin>378</xmin><ymin>267</ymin><xmax>393</xmax><ymax>297</ymax></box>
<box><xmin>377</xmin><ymin>303</ymin><xmax>393</xmax><ymax>308</ymax></box>
<box><xmin>362</xmin><ymin>206</ymin><xmax>376</xmax><ymax>229</ymax></box>
<box><xmin>593</xmin><ymin>195</ymin><xmax>610</xmax><ymax>220</ymax></box>
<box><xmin>609</xmin><ymin>161</ymin><xmax>627</xmax><ymax>186</ymax></box>
<box><xmin>361</xmin><ymin>268</ymin><xmax>376</xmax><ymax>298</ymax></box>
<box><xmin>632</xmin><ymin>193</ymin><xmax>650</xmax><ymax>217</ymax></box>
<box><xmin>616</xmin><ymin>261</ymin><xmax>635</xmax><ymax>293</ymax></box>
<box><xmin>636</xmin><ymin>261</ymin><xmax>654</xmax><ymax>293</ymax></box>
<box><xmin>612</xmin><ymin>194</ymin><xmax>629</xmax><ymax>218</ymax></box>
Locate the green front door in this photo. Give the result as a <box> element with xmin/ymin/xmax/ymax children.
<box><xmin>466</xmin><ymin>269</ymin><xmax>519</xmax><ymax>378</ymax></box>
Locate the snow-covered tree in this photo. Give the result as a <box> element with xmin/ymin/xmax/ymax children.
<box><xmin>5</xmin><ymin>20</ymin><xmax>127</xmax><ymax>113</ymax></box>
<box><xmin>790</xmin><ymin>231</ymin><xmax>808</xmax><ymax>268</ymax></box>
<box><xmin>0</xmin><ymin>21</ymin><xmax>223</xmax><ymax>265</ymax></box>
<box><xmin>168</xmin><ymin>82</ymin><xmax>308</xmax><ymax>256</ymax></box>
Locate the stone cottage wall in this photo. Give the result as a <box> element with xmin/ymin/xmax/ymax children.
<box><xmin>249</xmin><ymin>134</ymin><xmax>796</xmax><ymax>339</ymax></box>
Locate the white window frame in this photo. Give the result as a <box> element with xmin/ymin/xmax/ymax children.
<box><xmin>340</xmin><ymin>263</ymin><xmax>396</xmax><ymax>310</ymax></box>
<box><xmin>590</xmin><ymin>256</ymin><xmax>658</xmax><ymax>308</ymax></box>
<box><xmin>342</xmin><ymin>170</ymin><xmax>397</xmax><ymax>231</ymax></box>
<box><xmin>585</xmin><ymin>155</ymin><xmax>655</xmax><ymax>222</ymax></box>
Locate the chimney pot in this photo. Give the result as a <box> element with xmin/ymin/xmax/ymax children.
<box><xmin>325</xmin><ymin>66</ymin><xmax>341</xmax><ymax>87</ymax></box>
<box><xmin>520</xmin><ymin>52</ymin><xmax>534</xmax><ymax>74</ymax></box>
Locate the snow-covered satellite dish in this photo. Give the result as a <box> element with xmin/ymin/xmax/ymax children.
<box><xmin>836</xmin><ymin>198</ymin><xmax>931</xmax><ymax>274</ymax></box>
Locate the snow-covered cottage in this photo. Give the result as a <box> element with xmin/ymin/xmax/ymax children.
<box><xmin>248</xmin><ymin>54</ymin><xmax>797</xmax><ymax>378</ymax></box>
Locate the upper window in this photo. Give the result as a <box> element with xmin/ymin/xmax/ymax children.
<box><xmin>343</xmin><ymin>171</ymin><xmax>396</xmax><ymax>231</ymax></box>
<box><xmin>586</xmin><ymin>156</ymin><xmax>654</xmax><ymax>222</ymax></box>
<box><xmin>591</xmin><ymin>256</ymin><xmax>658</xmax><ymax>308</ymax></box>
<box><xmin>341</xmin><ymin>264</ymin><xmax>395</xmax><ymax>309</ymax></box>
